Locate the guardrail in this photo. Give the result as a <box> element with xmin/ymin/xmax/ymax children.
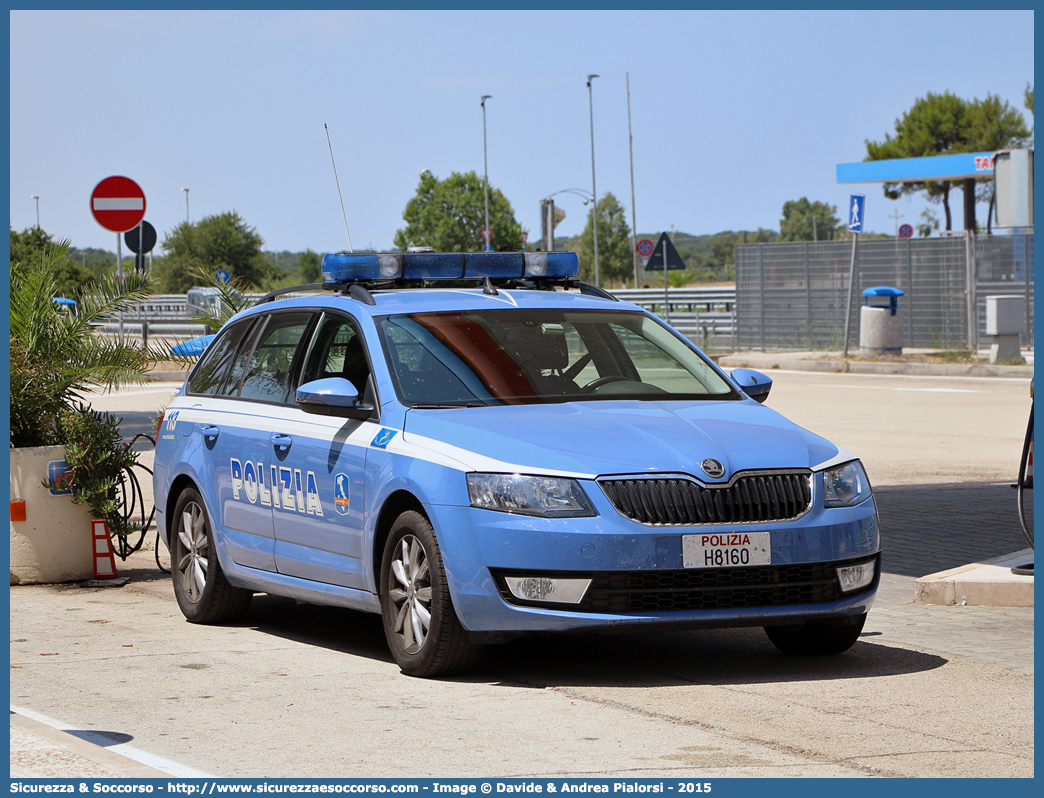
<box><xmin>95</xmin><ymin>286</ymin><xmax>738</xmax><ymax>349</ymax></box>
<box><xmin>611</xmin><ymin>287</ymin><xmax>736</xmax><ymax>348</ymax></box>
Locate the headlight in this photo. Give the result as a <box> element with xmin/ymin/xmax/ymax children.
<box><xmin>823</xmin><ymin>460</ymin><xmax>871</xmax><ymax>508</ymax></box>
<box><xmin>466</xmin><ymin>473</ymin><xmax>596</xmax><ymax>518</ymax></box>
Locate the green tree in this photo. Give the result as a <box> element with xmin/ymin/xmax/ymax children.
<box><xmin>963</xmin><ymin>94</ymin><xmax>1031</xmax><ymax>229</ymax></box>
<box><xmin>779</xmin><ymin>198</ymin><xmax>841</xmax><ymax>242</ymax></box>
<box><xmin>154</xmin><ymin>211</ymin><xmax>271</xmax><ymax>293</ymax></box>
<box><xmin>865</xmin><ymin>91</ymin><xmax>1030</xmax><ymax>231</ymax></box>
<box><xmin>10</xmin><ymin>226</ymin><xmax>53</xmax><ymax>271</ymax></box>
<box><xmin>571</xmin><ymin>193</ymin><xmax>633</xmax><ymax>287</ymax></box>
<box><xmin>865</xmin><ymin>91</ymin><xmax>969</xmax><ymax>231</ymax></box>
<box><xmin>10</xmin><ymin>226</ymin><xmax>113</xmax><ymax>296</ymax></box>
<box><xmin>1025</xmin><ymin>83</ymin><xmax>1034</xmax><ymax>115</ymax></box>
<box><xmin>298</xmin><ymin>249</ymin><xmax>322</xmax><ymax>282</ymax></box>
<box><xmin>393</xmin><ymin>170</ymin><xmax>523</xmax><ymax>253</ymax></box>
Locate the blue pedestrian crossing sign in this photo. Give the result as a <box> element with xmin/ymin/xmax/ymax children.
<box><xmin>848</xmin><ymin>194</ymin><xmax>865</xmax><ymax>233</ymax></box>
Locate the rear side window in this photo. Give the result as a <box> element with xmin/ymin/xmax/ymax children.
<box><xmin>187</xmin><ymin>318</ymin><xmax>254</xmax><ymax>395</ymax></box>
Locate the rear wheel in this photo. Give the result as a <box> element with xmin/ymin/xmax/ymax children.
<box><xmin>764</xmin><ymin>613</ymin><xmax>866</xmax><ymax>655</ymax></box>
<box><xmin>171</xmin><ymin>487</ymin><xmax>252</xmax><ymax>624</ymax></box>
<box><xmin>379</xmin><ymin>511</ymin><xmax>480</xmax><ymax>677</ymax></box>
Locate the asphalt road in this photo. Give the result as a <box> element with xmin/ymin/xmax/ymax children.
<box><xmin>10</xmin><ymin>369</ymin><xmax>1034</xmax><ymax>779</ymax></box>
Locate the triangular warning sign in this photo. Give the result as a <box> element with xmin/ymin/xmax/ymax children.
<box><xmin>644</xmin><ymin>232</ymin><xmax>686</xmax><ymax>271</ymax></box>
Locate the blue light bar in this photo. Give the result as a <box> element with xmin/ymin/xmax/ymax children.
<box><xmin>524</xmin><ymin>251</ymin><xmax>579</xmax><ymax>279</ymax></box>
<box><xmin>322</xmin><ymin>253</ymin><xmax>402</xmax><ymax>282</ymax></box>
<box><xmin>321</xmin><ymin>250</ymin><xmax>581</xmax><ymax>283</ymax></box>
<box><xmin>402</xmin><ymin>252</ymin><xmax>464</xmax><ymax>279</ymax></box>
<box><xmin>464</xmin><ymin>252</ymin><xmax>524</xmax><ymax>279</ymax></box>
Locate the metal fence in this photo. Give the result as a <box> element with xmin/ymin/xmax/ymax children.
<box><xmin>735</xmin><ymin>233</ymin><xmax>1034</xmax><ymax>351</ymax></box>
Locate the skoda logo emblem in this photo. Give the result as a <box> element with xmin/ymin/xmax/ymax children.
<box><xmin>701</xmin><ymin>458</ymin><xmax>725</xmax><ymax>478</ymax></box>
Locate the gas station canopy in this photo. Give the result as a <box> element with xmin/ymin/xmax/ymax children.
<box><xmin>837</xmin><ymin>151</ymin><xmax>996</xmax><ymax>184</ymax></box>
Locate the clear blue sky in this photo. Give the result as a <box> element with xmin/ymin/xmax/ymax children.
<box><xmin>9</xmin><ymin>9</ymin><xmax>1035</xmax><ymax>256</ymax></box>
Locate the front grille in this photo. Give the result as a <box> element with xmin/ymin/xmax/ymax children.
<box><xmin>493</xmin><ymin>555</ymin><xmax>877</xmax><ymax>614</ymax></box>
<box><xmin>599</xmin><ymin>471</ymin><xmax>811</xmax><ymax>526</ymax></box>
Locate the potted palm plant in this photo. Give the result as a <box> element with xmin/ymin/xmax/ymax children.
<box><xmin>10</xmin><ymin>239</ymin><xmax>155</xmax><ymax>584</ymax></box>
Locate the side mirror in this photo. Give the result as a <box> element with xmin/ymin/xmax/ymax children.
<box><xmin>296</xmin><ymin>377</ymin><xmax>375</xmax><ymax>419</ymax></box>
<box><xmin>730</xmin><ymin>368</ymin><xmax>772</xmax><ymax>403</ymax></box>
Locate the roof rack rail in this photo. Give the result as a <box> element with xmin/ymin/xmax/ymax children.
<box><xmin>253</xmin><ymin>283</ymin><xmax>325</xmax><ymax>305</ymax></box>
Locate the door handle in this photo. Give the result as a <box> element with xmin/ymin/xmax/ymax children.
<box><xmin>272</xmin><ymin>434</ymin><xmax>293</xmax><ymax>451</ymax></box>
<box><xmin>201</xmin><ymin>425</ymin><xmax>220</xmax><ymax>440</ymax></box>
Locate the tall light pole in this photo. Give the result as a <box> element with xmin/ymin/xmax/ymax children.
<box><xmin>181</xmin><ymin>187</ymin><xmax>190</xmax><ymax>224</ymax></box>
<box><xmin>480</xmin><ymin>95</ymin><xmax>492</xmax><ymax>251</ymax></box>
<box><xmin>30</xmin><ymin>195</ymin><xmax>39</xmax><ymax>229</ymax></box>
<box><xmin>587</xmin><ymin>74</ymin><xmax>600</xmax><ymax>286</ymax></box>
<box><xmin>626</xmin><ymin>73</ymin><xmax>639</xmax><ymax>289</ymax></box>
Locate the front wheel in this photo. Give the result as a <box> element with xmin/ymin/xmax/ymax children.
<box><xmin>379</xmin><ymin>511</ymin><xmax>480</xmax><ymax>677</ymax></box>
<box><xmin>764</xmin><ymin>613</ymin><xmax>866</xmax><ymax>655</ymax></box>
<box><xmin>171</xmin><ymin>487</ymin><xmax>252</xmax><ymax>624</ymax></box>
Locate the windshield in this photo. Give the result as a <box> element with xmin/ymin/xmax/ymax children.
<box><xmin>378</xmin><ymin>308</ymin><xmax>736</xmax><ymax>407</ymax></box>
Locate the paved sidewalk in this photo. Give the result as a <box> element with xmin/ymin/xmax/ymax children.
<box><xmin>874</xmin><ymin>482</ymin><xmax>1032</xmax><ymax>578</ymax></box>
<box><xmin>717</xmin><ymin>349</ymin><xmax>1033</xmax><ymax>378</ymax></box>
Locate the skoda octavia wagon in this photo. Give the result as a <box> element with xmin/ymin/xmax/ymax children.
<box><xmin>154</xmin><ymin>249</ymin><xmax>880</xmax><ymax>677</ymax></box>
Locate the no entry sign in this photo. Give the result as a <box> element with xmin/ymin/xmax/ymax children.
<box><xmin>91</xmin><ymin>176</ymin><xmax>146</xmax><ymax>233</ymax></box>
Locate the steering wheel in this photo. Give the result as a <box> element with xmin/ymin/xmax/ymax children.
<box><xmin>580</xmin><ymin>375</ymin><xmax>633</xmax><ymax>393</ymax></box>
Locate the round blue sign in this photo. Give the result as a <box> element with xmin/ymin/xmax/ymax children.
<box><xmin>216</xmin><ymin>269</ymin><xmax>231</xmax><ymax>283</ymax></box>
<box><xmin>898</xmin><ymin>224</ymin><xmax>914</xmax><ymax>239</ymax></box>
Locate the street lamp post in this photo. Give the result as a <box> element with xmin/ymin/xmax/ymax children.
<box><xmin>541</xmin><ymin>189</ymin><xmax>593</xmax><ymax>252</ymax></box>
<box><xmin>181</xmin><ymin>187</ymin><xmax>190</xmax><ymax>224</ymax></box>
<box><xmin>481</xmin><ymin>95</ymin><xmax>492</xmax><ymax>251</ymax></box>
<box><xmin>587</xmin><ymin>74</ymin><xmax>600</xmax><ymax>286</ymax></box>
<box><xmin>30</xmin><ymin>195</ymin><xmax>39</xmax><ymax>229</ymax></box>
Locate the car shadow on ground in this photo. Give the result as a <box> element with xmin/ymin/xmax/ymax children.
<box><xmin>244</xmin><ymin>594</ymin><xmax>394</xmax><ymax>664</ymax></box>
<box><xmin>479</xmin><ymin>627</ymin><xmax>946</xmax><ymax>688</ymax></box>
<box><xmin>242</xmin><ymin>595</ymin><xmax>946</xmax><ymax>687</ymax></box>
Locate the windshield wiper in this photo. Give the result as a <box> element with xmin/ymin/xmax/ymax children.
<box><xmin>410</xmin><ymin>401</ymin><xmax>488</xmax><ymax>409</ymax></box>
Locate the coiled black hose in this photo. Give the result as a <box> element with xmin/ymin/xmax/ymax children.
<box><xmin>114</xmin><ymin>433</ymin><xmax>170</xmax><ymax>573</ymax></box>
<box><xmin>1016</xmin><ymin>401</ymin><xmax>1033</xmax><ymax>549</ymax></box>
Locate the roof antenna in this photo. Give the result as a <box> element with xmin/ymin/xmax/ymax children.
<box><xmin>325</xmin><ymin>123</ymin><xmax>354</xmax><ymax>253</ymax></box>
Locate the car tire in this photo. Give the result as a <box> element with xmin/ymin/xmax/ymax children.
<box><xmin>171</xmin><ymin>487</ymin><xmax>252</xmax><ymax>624</ymax></box>
<box><xmin>379</xmin><ymin>510</ymin><xmax>480</xmax><ymax>677</ymax></box>
<box><xmin>764</xmin><ymin>613</ymin><xmax>866</xmax><ymax>655</ymax></box>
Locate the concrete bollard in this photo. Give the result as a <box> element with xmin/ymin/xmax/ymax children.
<box><xmin>859</xmin><ymin>286</ymin><xmax>904</xmax><ymax>355</ymax></box>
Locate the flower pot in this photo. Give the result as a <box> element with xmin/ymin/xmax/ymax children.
<box><xmin>10</xmin><ymin>445</ymin><xmax>95</xmax><ymax>584</ymax></box>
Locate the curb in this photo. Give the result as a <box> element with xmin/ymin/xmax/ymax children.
<box><xmin>145</xmin><ymin>370</ymin><xmax>190</xmax><ymax>383</ymax></box>
<box><xmin>10</xmin><ymin>711</ymin><xmax>170</xmax><ymax>778</ymax></box>
<box><xmin>914</xmin><ymin>549</ymin><xmax>1034</xmax><ymax>607</ymax></box>
<box><xmin>717</xmin><ymin>352</ymin><xmax>1034</xmax><ymax>379</ymax></box>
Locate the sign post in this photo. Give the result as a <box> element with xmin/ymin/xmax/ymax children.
<box><xmin>644</xmin><ymin>233</ymin><xmax>686</xmax><ymax>325</ymax></box>
<box><xmin>842</xmin><ymin>194</ymin><xmax>864</xmax><ymax>357</ymax></box>
<box><xmin>480</xmin><ymin>228</ymin><xmax>492</xmax><ymax>252</ymax></box>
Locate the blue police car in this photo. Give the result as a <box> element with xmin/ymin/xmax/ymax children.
<box><xmin>154</xmin><ymin>249</ymin><xmax>879</xmax><ymax>677</ymax></box>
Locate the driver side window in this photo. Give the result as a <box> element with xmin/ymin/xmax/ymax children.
<box><xmin>300</xmin><ymin>314</ymin><xmax>372</xmax><ymax>396</ymax></box>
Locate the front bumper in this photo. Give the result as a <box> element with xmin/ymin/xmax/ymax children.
<box><xmin>428</xmin><ymin>490</ymin><xmax>880</xmax><ymax>635</ymax></box>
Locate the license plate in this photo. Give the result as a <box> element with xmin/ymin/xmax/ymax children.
<box><xmin>682</xmin><ymin>531</ymin><xmax>771</xmax><ymax>568</ymax></box>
